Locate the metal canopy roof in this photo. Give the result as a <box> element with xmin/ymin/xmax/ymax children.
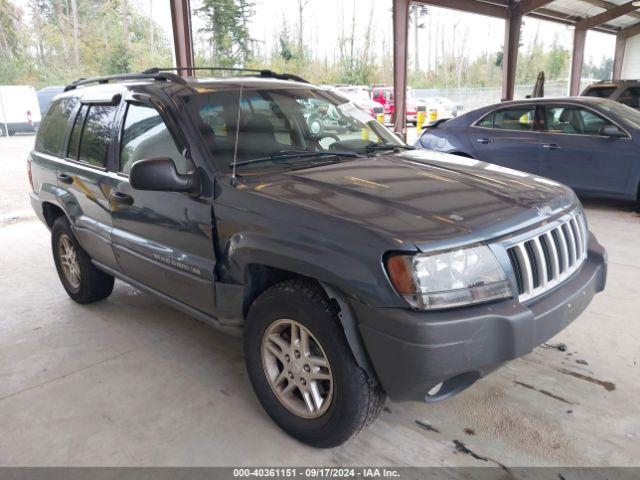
<box><xmin>419</xmin><ymin>0</ymin><xmax>640</xmax><ymax>34</ymax></box>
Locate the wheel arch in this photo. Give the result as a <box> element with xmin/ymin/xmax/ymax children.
<box><xmin>241</xmin><ymin>264</ymin><xmax>380</xmax><ymax>383</ymax></box>
<box><xmin>42</xmin><ymin>202</ymin><xmax>68</xmax><ymax>229</ymax></box>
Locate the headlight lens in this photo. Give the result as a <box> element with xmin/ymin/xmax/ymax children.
<box><xmin>386</xmin><ymin>246</ymin><xmax>512</xmax><ymax>310</ymax></box>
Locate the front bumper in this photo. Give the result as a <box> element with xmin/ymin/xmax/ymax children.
<box><xmin>353</xmin><ymin>234</ymin><xmax>607</xmax><ymax>402</ymax></box>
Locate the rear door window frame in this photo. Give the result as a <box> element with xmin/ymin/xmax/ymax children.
<box><xmin>472</xmin><ymin>104</ymin><xmax>543</xmax><ymax>132</ymax></box>
<box><xmin>62</xmin><ymin>94</ymin><xmax>122</xmax><ymax>171</ymax></box>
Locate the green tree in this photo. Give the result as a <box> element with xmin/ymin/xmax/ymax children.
<box><xmin>196</xmin><ymin>0</ymin><xmax>255</xmax><ymax>67</ymax></box>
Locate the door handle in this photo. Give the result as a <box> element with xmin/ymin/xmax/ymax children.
<box><xmin>109</xmin><ymin>191</ymin><xmax>134</xmax><ymax>206</ymax></box>
<box><xmin>542</xmin><ymin>143</ymin><xmax>561</xmax><ymax>150</ymax></box>
<box><xmin>476</xmin><ymin>137</ymin><xmax>491</xmax><ymax>144</ymax></box>
<box><xmin>57</xmin><ymin>173</ymin><xmax>73</xmax><ymax>184</ymax></box>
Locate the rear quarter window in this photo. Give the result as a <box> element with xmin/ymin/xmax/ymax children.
<box><xmin>35</xmin><ymin>97</ymin><xmax>79</xmax><ymax>156</ymax></box>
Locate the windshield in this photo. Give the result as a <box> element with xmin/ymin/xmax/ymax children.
<box><xmin>184</xmin><ymin>87</ymin><xmax>404</xmax><ymax>173</ymax></box>
<box><xmin>598</xmin><ymin>100</ymin><xmax>640</xmax><ymax>129</ymax></box>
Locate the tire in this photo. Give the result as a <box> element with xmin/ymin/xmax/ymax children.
<box><xmin>307</xmin><ymin>114</ymin><xmax>324</xmax><ymax>137</ymax></box>
<box><xmin>51</xmin><ymin>216</ymin><xmax>114</xmax><ymax>303</ymax></box>
<box><xmin>244</xmin><ymin>279</ymin><xmax>385</xmax><ymax>448</ymax></box>
<box><xmin>0</xmin><ymin>125</ymin><xmax>6</xmax><ymax>137</ymax></box>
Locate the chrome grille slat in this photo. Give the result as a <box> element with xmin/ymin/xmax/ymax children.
<box><xmin>571</xmin><ymin>217</ymin><xmax>583</xmax><ymax>259</ymax></box>
<box><xmin>543</xmin><ymin>232</ymin><xmax>559</xmax><ymax>280</ymax></box>
<box><xmin>531</xmin><ymin>237</ymin><xmax>548</xmax><ymax>289</ymax></box>
<box><xmin>564</xmin><ymin>223</ymin><xmax>577</xmax><ymax>266</ymax></box>
<box><xmin>508</xmin><ymin>211</ymin><xmax>588</xmax><ymax>303</ymax></box>
<box><xmin>556</xmin><ymin>226</ymin><xmax>570</xmax><ymax>273</ymax></box>
<box><xmin>514</xmin><ymin>243</ymin><xmax>534</xmax><ymax>296</ymax></box>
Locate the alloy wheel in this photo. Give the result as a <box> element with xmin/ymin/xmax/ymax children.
<box><xmin>261</xmin><ymin>318</ymin><xmax>334</xmax><ymax>419</ymax></box>
<box><xmin>58</xmin><ymin>234</ymin><xmax>81</xmax><ymax>290</ymax></box>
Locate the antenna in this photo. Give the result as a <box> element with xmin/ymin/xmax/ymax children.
<box><xmin>231</xmin><ymin>75</ymin><xmax>245</xmax><ymax>186</ymax></box>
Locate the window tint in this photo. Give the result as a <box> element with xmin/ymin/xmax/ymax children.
<box><xmin>77</xmin><ymin>105</ymin><xmax>116</xmax><ymax>167</ymax></box>
<box><xmin>120</xmin><ymin>103</ymin><xmax>191</xmax><ymax>175</ymax></box>
<box><xmin>545</xmin><ymin>106</ymin><xmax>613</xmax><ymax>136</ymax></box>
<box><xmin>67</xmin><ymin>105</ymin><xmax>88</xmax><ymax>160</ymax></box>
<box><xmin>35</xmin><ymin>97</ymin><xmax>79</xmax><ymax>156</ymax></box>
<box><xmin>619</xmin><ymin>88</ymin><xmax>640</xmax><ymax>108</ymax></box>
<box><xmin>477</xmin><ymin>112</ymin><xmax>494</xmax><ymax>127</ymax></box>
<box><xmin>493</xmin><ymin>107</ymin><xmax>535</xmax><ymax>131</ymax></box>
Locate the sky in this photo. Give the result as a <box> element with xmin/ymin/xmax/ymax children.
<box><xmin>137</xmin><ymin>0</ymin><xmax>615</xmax><ymax>68</ymax></box>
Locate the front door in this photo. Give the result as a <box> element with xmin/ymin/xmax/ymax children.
<box><xmin>468</xmin><ymin>104</ymin><xmax>541</xmax><ymax>176</ymax></box>
<box><xmin>108</xmin><ymin>100</ymin><xmax>217</xmax><ymax>315</ymax></box>
<box><xmin>537</xmin><ymin>104</ymin><xmax>635</xmax><ymax>196</ymax></box>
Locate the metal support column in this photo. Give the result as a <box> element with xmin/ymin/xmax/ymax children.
<box><xmin>613</xmin><ymin>32</ymin><xmax>627</xmax><ymax>80</ymax></box>
<box><xmin>170</xmin><ymin>0</ymin><xmax>194</xmax><ymax>75</ymax></box>
<box><xmin>501</xmin><ymin>1</ymin><xmax>522</xmax><ymax>101</ymax></box>
<box><xmin>392</xmin><ymin>0</ymin><xmax>410</xmax><ymax>139</ymax></box>
<box><xmin>569</xmin><ymin>28</ymin><xmax>587</xmax><ymax>96</ymax></box>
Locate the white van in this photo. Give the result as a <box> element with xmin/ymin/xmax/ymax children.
<box><xmin>0</xmin><ymin>86</ymin><xmax>42</xmax><ymax>136</ymax></box>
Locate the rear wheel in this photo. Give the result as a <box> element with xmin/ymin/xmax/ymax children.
<box><xmin>0</xmin><ymin>124</ymin><xmax>6</xmax><ymax>137</ymax></box>
<box><xmin>244</xmin><ymin>279</ymin><xmax>385</xmax><ymax>448</ymax></box>
<box><xmin>51</xmin><ymin>216</ymin><xmax>114</xmax><ymax>303</ymax></box>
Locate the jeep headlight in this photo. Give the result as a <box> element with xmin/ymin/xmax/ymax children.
<box><xmin>386</xmin><ymin>246</ymin><xmax>512</xmax><ymax>310</ymax></box>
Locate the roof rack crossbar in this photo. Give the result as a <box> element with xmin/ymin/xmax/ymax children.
<box><xmin>64</xmin><ymin>72</ymin><xmax>186</xmax><ymax>92</ymax></box>
<box><xmin>143</xmin><ymin>67</ymin><xmax>309</xmax><ymax>84</ymax></box>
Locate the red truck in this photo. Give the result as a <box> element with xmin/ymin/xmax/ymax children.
<box><xmin>371</xmin><ymin>86</ymin><xmax>418</xmax><ymax>125</ymax></box>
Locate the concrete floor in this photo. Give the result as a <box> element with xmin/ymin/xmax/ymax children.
<box><xmin>1</xmin><ymin>135</ymin><xmax>639</xmax><ymax>467</ymax></box>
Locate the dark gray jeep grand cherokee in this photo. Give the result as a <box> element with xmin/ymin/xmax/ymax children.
<box><xmin>29</xmin><ymin>69</ymin><xmax>607</xmax><ymax>447</ymax></box>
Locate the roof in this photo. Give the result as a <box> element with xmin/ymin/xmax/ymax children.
<box><xmin>63</xmin><ymin>69</ymin><xmax>313</xmax><ymax>94</ymax></box>
<box><xmin>417</xmin><ymin>0</ymin><xmax>640</xmax><ymax>35</ymax></box>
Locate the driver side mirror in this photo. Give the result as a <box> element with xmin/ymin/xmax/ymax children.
<box><xmin>129</xmin><ymin>158</ymin><xmax>199</xmax><ymax>194</ymax></box>
<box><xmin>599</xmin><ymin>125</ymin><xmax>626</xmax><ymax>138</ymax></box>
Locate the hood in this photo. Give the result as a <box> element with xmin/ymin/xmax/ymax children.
<box><xmin>239</xmin><ymin>150</ymin><xmax>577</xmax><ymax>252</ymax></box>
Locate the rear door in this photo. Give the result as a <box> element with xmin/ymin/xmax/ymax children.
<box><xmin>468</xmin><ymin>104</ymin><xmax>542</xmax><ymax>175</ymax></box>
<box><xmin>537</xmin><ymin>103</ymin><xmax>635</xmax><ymax>196</ymax></box>
<box><xmin>56</xmin><ymin>95</ymin><xmax>120</xmax><ymax>270</ymax></box>
<box><xmin>108</xmin><ymin>96</ymin><xmax>217</xmax><ymax>315</ymax></box>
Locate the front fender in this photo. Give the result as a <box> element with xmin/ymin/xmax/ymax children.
<box><xmin>220</xmin><ymin>227</ymin><xmax>401</xmax><ymax>308</ymax></box>
<box><xmin>213</xmin><ymin>186</ymin><xmax>412</xmax><ymax>309</ymax></box>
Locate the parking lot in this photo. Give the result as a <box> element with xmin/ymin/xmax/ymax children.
<box><xmin>1</xmin><ymin>134</ymin><xmax>639</xmax><ymax>467</ymax></box>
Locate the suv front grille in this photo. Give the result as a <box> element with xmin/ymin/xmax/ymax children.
<box><xmin>507</xmin><ymin>211</ymin><xmax>588</xmax><ymax>302</ymax></box>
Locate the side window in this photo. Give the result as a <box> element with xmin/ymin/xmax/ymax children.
<box><xmin>545</xmin><ymin>106</ymin><xmax>613</xmax><ymax>136</ymax></box>
<box><xmin>35</xmin><ymin>97</ymin><xmax>79</xmax><ymax>156</ymax></box>
<box><xmin>619</xmin><ymin>88</ymin><xmax>640</xmax><ymax>108</ymax></box>
<box><xmin>120</xmin><ymin>103</ymin><xmax>191</xmax><ymax>175</ymax></box>
<box><xmin>493</xmin><ymin>107</ymin><xmax>535</xmax><ymax>131</ymax></box>
<box><xmin>67</xmin><ymin>105</ymin><xmax>88</xmax><ymax>160</ymax></box>
<box><xmin>477</xmin><ymin>112</ymin><xmax>494</xmax><ymax>128</ymax></box>
<box><xmin>578</xmin><ymin>109</ymin><xmax>612</xmax><ymax>135</ymax></box>
<box><xmin>78</xmin><ymin>105</ymin><xmax>117</xmax><ymax>167</ymax></box>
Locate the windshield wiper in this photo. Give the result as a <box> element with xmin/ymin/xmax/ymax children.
<box><xmin>360</xmin><ymin>143</ymin><xmax>416</xmax><ymax>153</ymax></box>
<box><xmin>230</xmin><ymin>149</ymin><xmax>360</xmax><ymax>168</ymax></box>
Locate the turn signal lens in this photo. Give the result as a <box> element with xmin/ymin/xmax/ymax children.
<box><xmin>386</xmin><ymin>255</ymin><xmax>416</xmax><ymax>294</ymax></box>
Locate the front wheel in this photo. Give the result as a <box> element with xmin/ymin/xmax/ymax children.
<box><xmin>244</xmin><ymin>279</ymin><xmax>385</xmax><ymax>448</ymax></box>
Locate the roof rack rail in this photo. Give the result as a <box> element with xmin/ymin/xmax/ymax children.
<box><xmin>142</xmin><ymin>67</ymin><xmax>309</xmax><ymax>84</ymax></box>
<box><xmin>64</xmin><ymin>71</ymin><xmax>186</xmax><ymax>92</ymax></box>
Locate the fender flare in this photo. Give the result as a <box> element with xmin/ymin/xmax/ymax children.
<box><xmin>320</xmin><ymin>281</ymin><xmax>380</xmax><ymax>383</ymax></box>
